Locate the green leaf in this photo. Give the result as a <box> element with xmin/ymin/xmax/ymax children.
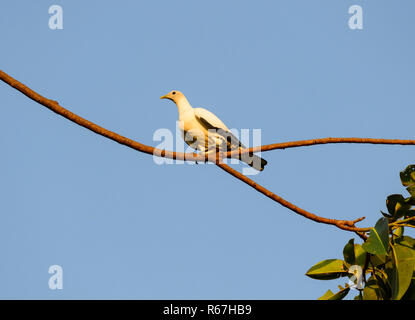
<box><xmin>363</xmin><ymin>277</ymin><xmax>384</xmax><ymax>300</ymax></box>
<box><xmin>343</xmin><ymin>239</ymin><xmax>367</xmax><ymax>267</ymax></box>
<box><xmin>381</xmin><ymin>210</ymin><xmax>393</xmax><ymax>218</ymax></box>
<box><xmin>318</xmin><ymin>289</ymin><xmax>334</xmax><ymax>300</ymax></box>
<box><xmin>390</xmin><ymin>243</ymin><xmax>415</xmax><ymax>300</ymax></box>
<box><xmin>400</xmin><ymin>165</ymin><xmax>415</xmax><ymax>197</ymax></box>
<box><xmin>343</xmin><ymin>239</ymin><xmax>355</xmax><ymax>265</ymax></box>
<box><xmin>404</xmin><ymin>196</ymin><xmax>415</xmax><ymax>206</ymax></box>
<box><xmin>393</xmin><ymin>227</ymin><xmax>404</xmax><ymax>238</ymax></box>
<box><xmin>396</xmin><ymin>236</ymin><xmax>415</xmax><ymax>249</ymax></box>
<box><xmin>408</xmin><ymin>186</ymin><xmax>415</xmax><ymax>197</ymax></box>
<box><xmin>363</xmin><ymin>286</ymin><xmax>380</xmax><ymax>300</ymax></box>
<box><xmin>386</xmin><ymin>194</ymin><xmax>410</xmax><ymax>220</ymax></box>
<box><xmin>386</xmin><ymin>194</ymin><xmax>406</xmax><ymax>215</ymax></box>
<box><xmin>402</xmin><ymin>275</ymin><xmax>415</xmax><ymax>300</ymax></box>
<box><xmin>371</xmin><ymin>253</ymin><xmax>387</xmax><ymax>267</ymax></box>
<box><xmin>318</xmin><ymin>286</ymin><xmax>350</xmax><ymax>300</ymax></box>
<box><xmin>362</xmin><ymin>218</ymin><xmax>389</xmax><ymax>256</ymax></box>
<box><xmin>400</xmin><ymin>165</ymin><xmax>415</xmax><ymax>186</ymax></box>
<box><xmin>404</xmin><ymin>210</ymin><xmax>415</xmax><ymax>219</ymax></box>
<box><xmin>354</xmin><ymin>244</ymin><xmax>367</xmax><ymax>266</ymax></box>
<box><xmin>373</xmin><ymin>270</ymin><xmax>392</xmax><ymax>299</ymax></box>
<box><xmin>306</xmin><ymin>259</ymin><xmax>348</xmax><ymax>280</ymax></box>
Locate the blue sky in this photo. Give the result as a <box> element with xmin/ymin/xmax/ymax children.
<box><xmin>0</xmin><ymin>0</ymin><xmax>414</xmax><ymax>299</ymax></box>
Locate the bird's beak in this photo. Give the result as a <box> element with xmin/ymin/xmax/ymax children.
<box><xmin>160</xmin><ymin>94</ymin><xmax>168</xmax><ymax>100</ymax></box>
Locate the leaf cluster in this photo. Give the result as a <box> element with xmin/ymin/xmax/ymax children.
<box><xmin>306</xmin><ymin>165</ymin><xmax>415</xmax><ymax>300</ymax></box>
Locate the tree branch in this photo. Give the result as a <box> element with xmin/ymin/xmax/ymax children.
<box><xmin>1</xmin><ymin>69</ymin><xmax>411</xmax><ymax>237</ymax></box>
<box><xmin>228</xmin><ymin>137</ymin><xmax>415</xmax><ymax>158</ymax></box>
<box><xmin>216</xmin><ymin>162</ymin><xmax>370</xmax><ymax>236</ymax></box>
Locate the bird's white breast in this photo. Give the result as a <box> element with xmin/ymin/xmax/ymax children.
<box><xmin>176</xmin><ymin>100</ymin><xmax>227</xmax><ymax>152</ymax></box>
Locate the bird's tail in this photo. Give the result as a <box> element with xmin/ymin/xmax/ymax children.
<box><xmin>239</xmin><ymin>152</ymin><xmax>267</xmax><ymax>172</ymax></box>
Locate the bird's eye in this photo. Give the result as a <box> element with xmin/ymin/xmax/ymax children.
<box><xmin>172</xmin><ymin>91</ymin><xmax>176</xmax><ymax>95</ymax></box>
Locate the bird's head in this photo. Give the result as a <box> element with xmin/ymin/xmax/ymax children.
<box><xmin>160</xmin><ymin>90</ymin><xmax>185</xmax><ymax>103</ymax></box>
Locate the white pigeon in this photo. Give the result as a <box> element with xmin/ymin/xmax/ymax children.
<box><xmin>160</xmin><ymin>90</ymin><xmax>267</xmax><ymax>171</ymax></box>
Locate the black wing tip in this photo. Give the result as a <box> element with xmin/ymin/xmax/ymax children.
<box><xmin>260</xmin><ymin>158</ymin><xmax>268</xmax><ymax>171</ymax></box>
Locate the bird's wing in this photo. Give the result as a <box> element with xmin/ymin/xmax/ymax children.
<box><xmin>193</xmin><ymin>108</ymin><xmax>267</xmax><ymax>171</ymax></box>
<box><xmin>193</xmin><ymin>107</ymin><xmax>244</xmax><ymax>149</ymax></box>
<box><xmin>193</xmin><ymin>108</ymin><xmax>229</xmax><ymax>131</ymax></box>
